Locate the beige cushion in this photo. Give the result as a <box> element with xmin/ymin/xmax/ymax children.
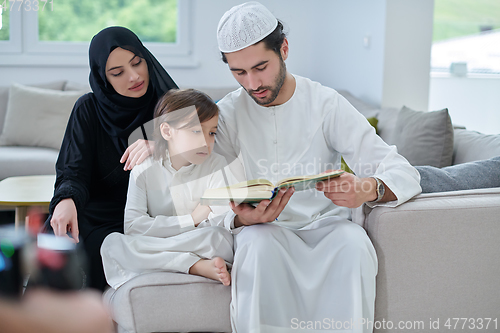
<box><xmin>63</xmin><ymin>81</ymin><xmax>91</xmax><ymax>92</ymax></box>
<box><xmin>0</xmin><ymin>81</ymin><xmax>66</xmax><ymax>136</ymax></box>
<box><xmin>0</xmin><ymin>146</ymin><xmax>58</xmax><ymax>180</ymax></box>
<box><xmin>0</xmin><ymin>83</ymin><xmax>85</xmax><ymax>150</ymax></box>
<box><xmin>453</xmin><ymin>128</ymin><xmax>500</xmax><ymax>165</ymax></box>
<box><xmin>393</xmin><ymin>106</ymin><xmax>454</xmax><ymax>167</ymax></box>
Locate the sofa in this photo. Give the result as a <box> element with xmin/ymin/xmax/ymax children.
<box><xmin>102</xmin><ymin>90</ymin><xmax>500</xmax><ymax>333</ymax></box>
<box><xmin>348</xmin><ymin>95</ymin><xmax>500</xmax><ymax>332</ymax></box>
<box><xmin>0</xmin><ymin>81</ymin><xmax>92</xmax><ymax>182</ymax></box>
<box><xmin>2</xmin><ymin>82</ymin><xmax>499</xmax><ymax>332</ymax></box>
<box><xmin>0</xmin><ymin>81</ymin><xmax>90</xmax><ymax>217</ymax></box>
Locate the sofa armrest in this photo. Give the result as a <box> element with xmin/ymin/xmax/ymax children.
<box><xmin>103</xmin><ymin>271</ymin><xmax>231</xmax><ymax>333</ymax></box>
<box><xmin>365</xmin><ymin>188</ymin><xmax>500</xmax><ymax>331</ymax></box>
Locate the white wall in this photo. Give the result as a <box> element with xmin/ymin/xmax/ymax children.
<box><xmin>308</xmin><ymin>0</ymin><xmax>387</xmax><ymax>106</ymax></box>
<box><xmin>429</xmin><ymin>74</ymin><xmax>500</xmax><ymax>135</ymax></box>
<box><xmin>283</xmin><ymin>0</ymin><xmax>434</xmax><ymax>109</ymax></box>
<box><xmin>382</xmin><ymin>0</ymin><xmax>434</xmax><ymax>110</ymax></box>
<box><xmin>0</xmin><ymin>0</ymin><xmax>434</xmax><ymax>111</ymax></box>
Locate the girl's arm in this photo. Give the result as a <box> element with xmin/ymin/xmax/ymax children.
<box><xmin>197</xmin><ymin>157</ymin><xmax>237</xmax><ymax>230</ymax></box>
<box><xmin>124</xmin><ymin>170</ymin><xmax>199</xmax><ymax>238</ymax></box>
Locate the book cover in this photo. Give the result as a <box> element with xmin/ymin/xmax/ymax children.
<box><xmin>201</xmin><ymin>170</ymin><xmax>344</xmax><ymax>205</ymax></box>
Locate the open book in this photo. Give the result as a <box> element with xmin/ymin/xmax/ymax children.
<box><xmin>200</xmin><ymin>170</ymin><xmax>344</xmax><ymax>205</ymax></box>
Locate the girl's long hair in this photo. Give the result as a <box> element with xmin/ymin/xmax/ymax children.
<box><xmin>153</xmin><ymin>89</ymin><xmax>219</xmax><ymax>160</ymax></box>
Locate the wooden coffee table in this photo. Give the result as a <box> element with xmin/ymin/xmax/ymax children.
<box><xmin>0</xmin><ymin>175</ymin><xmax>56</xmax><ymax>228</ymax></box>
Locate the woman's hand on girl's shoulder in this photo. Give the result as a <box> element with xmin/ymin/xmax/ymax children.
<box><xmin>120</xmin><ymin>139</ymin><xmax>155</xmax><ymax>171</ymax></box>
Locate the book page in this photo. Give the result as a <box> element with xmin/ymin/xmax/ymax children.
<box><xmin>276</xmin><ymin>170</ymin><xmax>344</xmax><ymax>189</ymax></box>
<box><xmin>200</xmin><ymin>186</ymin><xmax>274</xmax><ymax>205</ymax></box>
<box><xmin>226</xmin><ymin>178</ymin><xmax>274</xmax><ymax>189</ymax></box>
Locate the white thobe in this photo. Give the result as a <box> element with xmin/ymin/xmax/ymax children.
<box><xmin>100</xmin><ymin>152</ymin><xmax>234</xmax><ymax>289</ymax></box>
<box><xmin>215</xmin><ymin>75</ymin><xmax>421</xmax><ymax>332</ymax></box>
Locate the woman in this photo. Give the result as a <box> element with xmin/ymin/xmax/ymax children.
<box><xmin>45</xmin><ymin>26</ymin><xmax>178</xmax><ymax>291</ymax></box>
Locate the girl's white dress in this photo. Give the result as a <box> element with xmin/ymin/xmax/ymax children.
<box><xmin>100</xmin><ymin>152</ymin><xmax>234</xmax><ymax>289</ymax></box>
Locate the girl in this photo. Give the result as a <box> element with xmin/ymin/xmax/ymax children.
<box><xmin>45</xmin><ymin>27</ymin><xmax>178</xmax><ymax>291</ymax></box>
<box><xmin>100</xmin><ymin>89</ymin><xmax>234</xmax><ymax>289</ymax></box>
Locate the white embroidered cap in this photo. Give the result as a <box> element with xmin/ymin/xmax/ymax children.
<box><xmin>217</xmin><ymin>1</ymin><xmax>278</xmax><ymax>53</ymax></box>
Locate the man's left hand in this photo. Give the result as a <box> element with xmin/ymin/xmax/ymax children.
<box><xmin>315</xmin><ymin>172</ymin><xmax>377</xmax><ymax>208</ymax></box>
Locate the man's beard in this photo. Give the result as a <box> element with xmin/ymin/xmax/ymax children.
<box><xmin>245</xmin><ymin>57</ymin><xmax>287</xmax><ymax>106</ymax></box>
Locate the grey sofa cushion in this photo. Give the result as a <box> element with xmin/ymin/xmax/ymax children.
<box><xmin>375</xmin><ymin>107</ymin><xmax>399</xmax><ymax>145</ymax></box>
<box><xmin>337</xmin><ymin>90</ymin><xmax>379</xmax><ymax>118</ymax></box>
<box><xmin>453</xmin><ymin>128</ymin><xmax>500</xmax><ymax>165</ymax></box>
<box><xmin>104</xmin><ymin>271</ymin><xmax>231</xmax><ymax>333</ymax></box>
<box><xmin>0</xmin><ymin>84</ymin><xmax>84</xmax><ymax>150</ymax></box>
<box><xmin>0</xmin><ymin>81</ymin><xmax>66</xmax><ymax>136</ymax></box>
<box><xmin>393</xmin><ymin>106</ymin><xmax>454</xmax><ymax>167</ymax></box>
<box><xmin>0</xmin><ymin>146</ymin><xmax>58</xmax><ymax>180</ymax></box>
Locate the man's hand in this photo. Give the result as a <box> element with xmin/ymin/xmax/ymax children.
<box><xmin>120</xmin><ymin>139</ymin><xmax>155</xmax><ymax>171</ymax></box>
<box><xmin>315</xmin><ymin>172</ymin><xmax>378</xmax><ymax>208</ymax></box>
<box><xmin>230</xmin><ymin>187</ymin><xmax>294</xmax><ymax>228</ymax></box>
<box><xmin>50</xmin><ymin>198</ymin><xmax>79</xmax><ymax>243</ymax></box>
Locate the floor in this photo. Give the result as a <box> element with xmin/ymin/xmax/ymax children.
<box><xmin>0</xmin><ymin>210</ymin><xmax>15</xmax><ymax>226</ymax></box>
<box><xmin>0</xmin><ymin>210</ymin><xmax>49</xmax><ymax>227</ymax></box>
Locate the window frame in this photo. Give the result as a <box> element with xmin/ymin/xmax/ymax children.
<box><xmin>0</xmin><ymin>0</ymin><xmax>195</xmax><ymax>67</ymax></box>
<box><xmin>0</xmin><ymin>9</ymin><xmax>22</xmax><ymax>53</ymax></box>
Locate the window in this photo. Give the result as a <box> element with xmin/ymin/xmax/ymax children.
<box><xmin>0</xmin><ymin>0</ymin><xmax>193</xmax><ymax>66</ymax></box>
<box><xmin>38</xmin><ymin>0</ymin><xmax>177</xmax><ymax>43</ymax></box>
<box><xmin>0</xmin><ymin>6</ymin><xmax>9</xmax><ymax>40</ymax></box>
<box><xmin>429</xmin><ymin>0</ymin><xmax>500</xmax><ymax>135</ymax></box>
<box><xmin>0</xmin><ymin>4</ymin><xmax>20</xmax><ymax>53</ymax></box>
<box><xmin>431</xmin><ymin>0</ymin><xmax>500</xmax><ymax>75</ymax></box>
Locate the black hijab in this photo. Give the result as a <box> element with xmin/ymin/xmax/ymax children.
<box><xmin>88</xmin><ymin>26</ymin><xmax>178</xmax><ymax>153</ymax></box>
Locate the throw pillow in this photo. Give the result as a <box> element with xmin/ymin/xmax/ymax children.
<box><xmin>452</xmin><ymin>129</ymin><xmax>500</xmax><ymax>165</ymax></box>
<box><xmin>0</xmin><ymin>81</ymin><xmax>67</xmax><ymax>136</ymax></box>
<box><xmin>0</xmin><ymin>83</ymin><xmax>85</xmax><ymax>150</ymax></box>
<box><xmin>63</xmin><ymin>81</ymin><xmax>92</xmax><ymax>92</ymax></box>
<box><xmin>393</xmin><ymin>106</ymin><xmax>454</xmax><ymax>168</ymax></box>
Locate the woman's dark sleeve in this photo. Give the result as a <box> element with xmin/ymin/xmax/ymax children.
<box><xmin>49</xmin><ymin>94</ymin><xmax>97</xmax><ymax>214</ymax></box>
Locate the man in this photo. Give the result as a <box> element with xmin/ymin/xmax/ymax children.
<box><xmin>214</xmin><ymin>2</ymin><xmax>421</xmax><ymax>332</ymax></box>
